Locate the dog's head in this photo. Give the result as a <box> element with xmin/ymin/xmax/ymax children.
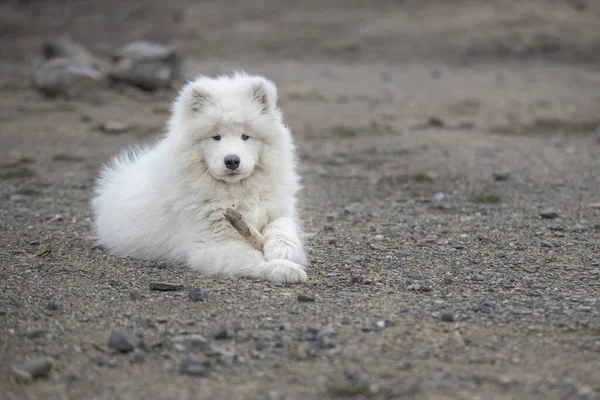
<box><xmin>170</xmin><ymin>72</ymin><xmax>286</xmax><ymax>183</ymax></box>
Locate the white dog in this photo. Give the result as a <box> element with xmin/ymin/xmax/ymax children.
<box><xmin>91</xmin><ymin>72</ymin><xmax>308</xmax><ymax>283</ymax></box>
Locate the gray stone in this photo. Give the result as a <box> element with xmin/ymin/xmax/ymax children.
<box><xmin>180</xmin><ymin>356</ymin><xmax>207</xmax><ymax>377</ymax></box>
<box><xmin>129</xmin><ymin>349</ymin><xmax>146</xmax><ymax>364</ymax></box>
<box><xmin>10</xmin><ymin>194</ymin><xmax>28</xmax><ymax>203</ymax></box>
<box><xmin>188</xmin><ymin>288</ymin><xmax>208</xmax><ymax>302</ymax></box>
<box><xmin>214</xmin><ymin>326</ymin><xmax>230</xmax><ymax>340</ymax></box>
<box><xmin>33</xmin><ymin>57</ymin><xmax>103</xmax><ymax>100</ymax></box>
<box><xmin>107</xmin><ymin>329</ymin><xmax>143</xmax><ymax>352</ymax></box>
<box><xmin>432</xmin><ymin>192</ymin><xmax>446</xmax><ymax>202</ymax></box>
<box><xmin>12</xmin><ymin>357</ymin><xmax>54</xmax><ymax>382</ymax></box>
<box><xmin>540</xmin><ymin>208</ymin><xmax>560</xmax><ymax>219</ymax></box>
<box><xmin>41</xmin><ymin>35</ymin><xmax>108</xmax><ymax>72</ymax></box>
<box><xmin>109</xmin><ymin>41</ymin><xmax>182</xmax><ymax>91</ymax></box>
<box><xmin>441</xmin><ymin>312</ymin><xmax>455</xmax><ymax>322</ymax></box>
<box><xmin>297</xmin><ymin>294</ymin><xmax>315</xmax><ymax>302</ymax></box>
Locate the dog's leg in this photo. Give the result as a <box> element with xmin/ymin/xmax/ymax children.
<box><xmin>262</xmin><ymin>217</ymin><xmax>308</xmax><ymax>266</ymax></box>
<box><xmin>187</xmin><ymin>241</ymin><xmax>307</xmax><ymax>283</ymax></box>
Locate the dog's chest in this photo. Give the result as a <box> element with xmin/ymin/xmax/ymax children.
<box><xmin>218</xmin><ymin>194</ymin><xmax>269</xmax><ymax>234</ymax></box>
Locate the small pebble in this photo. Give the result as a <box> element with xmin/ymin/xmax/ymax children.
<box><xmin>180</xmin><ymin>356</ymin><xmax>208</xmax><ymax>377</ymax></box>
<box><xmin>432</xmin><ymin>192</ymin><xmax>446</xmax><ymax>202</ymax></box>
<box><xmin>129</xmin><ymin>349</ymin><xmax>146</xmax><ymax>364</ymax></box>
<box><xmin>100</xmin><ymin>121</ymin><xmax>129</xmax><ymax>134</ymax></box>
<box><xmin>296</xmin><ymin>343</ymin><xmax>309</xmax><ymax>360</ymax></box>
<box><xmin>297</xmin><ymin>294</ymin><xmax>315</xmax><ymax>302</ymax></box>
<box><xmin>10</xmin><ymin>194</ymin><xmax>28</xmax><ymax>203</ymax></box>
<box><xmin>493</xmin><ymin>169</ymin><xmax>511</xmax><ymax>181</ymax></box>
<box><xmin>214</xmin><ymin>326</ymin><xmax>230</xmax><ymax>340</ymax></box>
<box><xmin>540</xmin><ymin>208</ymin><xmax>560</xmax><ymax>219</ymax></box>
<box><xmin>188</xmin><ymin>288</ymin><xmax>208</xmax><ymax>302</ymax></box>
<box><xmin>541</xmin><ymin>241</ymin><xmax>554</xmax><ymax>248</ymax></box>
<box><xmin>441</xmin><ymin>312</ymin><xmax>455</xmax><ymax>322</ymax></box>
<box><xmin>374</xmin><ymin>234</ymin><xmax>385</xmax><ymax>241</ymax></box>
<box><xmin>36</xmin><ymin>243</ymin><xmax>52</xmax><ymax>257</ymax></box>
<box><xmin>129</xmin><ymin>290</ymin><xmax>142</xmax><ymax>301</ymax></box>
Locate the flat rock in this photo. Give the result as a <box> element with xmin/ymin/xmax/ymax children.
<box><xmin>149</xmin><ymin>282</ymin><xmax>183</xmax><ymax>291</ymax></box>
<box><xmin>180</xmin><ymin>356</ymin><xmax>208</xmax><ymax>377</ymax></box>
<box><xmin>297</xmin><ymin>294</ymin><xmax>315</xmax><ymax>302</ymax></box>
<box><xmin>540</xmin><ymin>208</ymin><xmax>560</xmax><ymax>219</ymax></box>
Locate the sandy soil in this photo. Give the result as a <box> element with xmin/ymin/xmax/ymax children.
<box><xmin>1</xmin><ymin>0</ymin><xmax>599</xmax><ymax>399</ymax></box>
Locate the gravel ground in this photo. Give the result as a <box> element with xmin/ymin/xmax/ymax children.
<box><xmin>1</xmin><ymin>1</ymin><xmax>600</xmax><ymax>399</ymax></box>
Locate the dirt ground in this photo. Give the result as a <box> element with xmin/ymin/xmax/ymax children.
<box><xmin>1</xmin><ymin>0</ymin><xmax>599</xmax><ymax>399</ymax></box>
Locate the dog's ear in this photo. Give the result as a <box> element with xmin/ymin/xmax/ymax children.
<box><xmin>250</xmin><ymin>78</ymin><xmax>278</xmax><ymax>114</ymax></box>
<box><xmin>189</xmin><ymin>89</ymin><xmax>211</xmax><ymax>113</ymax></box>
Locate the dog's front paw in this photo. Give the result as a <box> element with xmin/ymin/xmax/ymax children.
<box><xmin>264</xmin><ymin>259</ymin><xmax>307</xmax><ymax>284</ymax></box>
<box><xmin>264</xmin><ymin>238</ymin><xmax>308</xmax><ymax>266</ymax></box>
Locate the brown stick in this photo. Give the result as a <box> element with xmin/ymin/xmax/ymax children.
<box><xmin>223</xmin><ymin>208</ymin><xmax>265</xmax><ymax>252</ymax></box>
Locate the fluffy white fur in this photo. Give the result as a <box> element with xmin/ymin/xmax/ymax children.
<box><xmin>91</xmin><ymin>72</ymin><xmax>308</xmax><ymax>283</ymax></box>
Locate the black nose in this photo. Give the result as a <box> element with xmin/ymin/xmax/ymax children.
<box><xmin>224</xmin><ymin>155</ymin><xmax>241</xmax><ymax>170</ymax></box>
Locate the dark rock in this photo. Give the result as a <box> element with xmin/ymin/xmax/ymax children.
<box><xmin>297</xmin><ymin>294</ymin><xmax>315</xmax><ymax>302</ymax></box>
<box><xmin>351</xmin><ymin>275</ymin><xmax>364</xmax><ymax>284</ymax></box>
<box><xmin>214</xmin><ymin>326</ymin><xmax>230</xmax><ymax>340</ymax></box>
<box><xmin>428</xmin><ymin>117</ymin><xmax>445</xmax><ymax>128</ymax></box>
<box><xmin>107</xmin><ymin>329</ymin><xmax>143</xmax><ymax>352</ymax></box>
<box><xmin>12</xmin><ymin>357</ymin><xmax>54</xmax><ymax>381</ymax></box>
<box><xmin>188</xmin><ymin>288</ymin><xmax>208</xmax><ymax>302</ymax></box>
<box><xmin>149</xmin><ymin>282</ymin><xmax>183</xmax><ymax>291</ymax></box>
<box><xmin>180</xmin><ymin>356</ymin><xmax>208</xmax><ymax>377</ymax></box>
<box><xmin>441</xmin><ymin>312</ymin><xmax>455</xmax><ymax>322</ymax></box>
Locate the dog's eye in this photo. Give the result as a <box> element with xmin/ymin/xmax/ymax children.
<box><xmin>241</xmin><ymin>134</ymin><xmax>250</xmax><ymax>141</ymax></box>
<box><xmin>212</xmin><ymin>135</ymin><xmax>221</xmax><ymax>141</ymax></box>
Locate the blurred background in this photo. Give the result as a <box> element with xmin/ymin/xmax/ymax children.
<box><xmin>1</xmin><ymin>0</ymin><xmax>600</xmax><ymax>139</ymax></box>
